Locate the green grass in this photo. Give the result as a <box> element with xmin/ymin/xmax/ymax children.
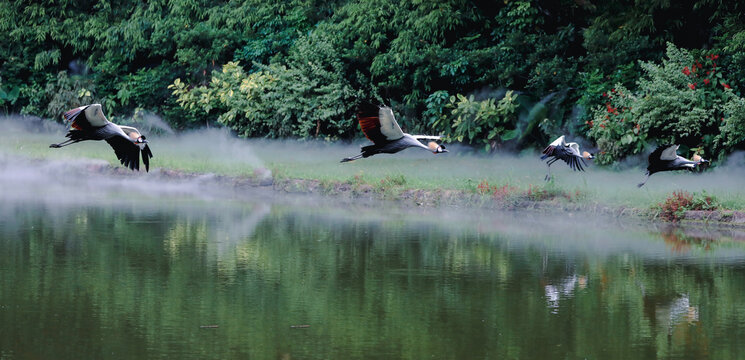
<box><xmin>4</xmin><ymin>125</ymin><xmax>745</xmax><ymax>211</ymax></box>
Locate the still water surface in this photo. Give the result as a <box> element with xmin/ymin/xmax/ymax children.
<box><xmin>2</xmin><ymin>184</ymin><xmax>745</xmax><ymax>359</ymax></box>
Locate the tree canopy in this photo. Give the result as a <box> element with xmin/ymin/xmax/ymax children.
<box><xmin>2</xmin><ymin>0</ymin><xmax>745</xmax><ymax>162</ymax></box>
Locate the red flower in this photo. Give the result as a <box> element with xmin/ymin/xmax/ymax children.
<box><xmin>696</xmin><ymin>61</ymin><xmax>702</xmax><ymax>69</ymax></box>
<box><xmin>723</xmin><ymin>83</ymin><xmax>731</xmax><ymax>89</ymax></box>
<box><xmin>713</xmin><ymin>54</ymin><xmax>719</xmax><ymax>60</ymax></box>
<box><xmin>599</xmin><ymin>123</ymin><xmax>606</xmax><ymax>129</ymax></box>
<box><xmin>703</xmin><ymin>79</ymin><xmax>710</xmax><ymax>85</ymax></box>
<box><xmin>682</xmin><ymin>66</ymin><xmax>691</xmax><ymax>76</ymax></box>
<box><xmin>602</xmin><ymin>92</ymin><xmax>607</xmax><ymax>97</ymax></box>
<box><xmin>688</xmin><ymin>83</ymin><xmax>696</xmax><ymax>90</ymax></box>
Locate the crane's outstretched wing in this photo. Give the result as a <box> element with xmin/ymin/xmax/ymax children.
<box><xmin>541</xmin><ymin>143</ymin><xmax>558</xmax><ymax>160</ymax></box>
<box><xmin>63</xmin><ymin>105</ymin><xmax>92</xmax><ymax>130</ymax></box>
<box><xmin>567</xmin><ymin>142</ymin><xmax>582</xmax><ymax>156</ymax></box>
<box><xmin>105</xmin><ymin>135</ymin><xmax>142</xmax><ymax>171</ymax></box>
<box><xmin>63</xmin><ymin>104</ymin><xmax>110</xmax><ymax>130</ymax></box>
<box><xmin>649</xmin><ymin>144</ymin><xmax>678</xmax><ymax>162</ymax></box>
<box><xmin>357</xmin><ymin>103</ymin><xmax>405</xmax><ymax>145</ymax></box>
<box><xmin>660</xmin><ymin>144</ymin><xmax>679</xmax><ymax>160</ymax></box>
<box><xmin>541</xmin><ymin>135</ymin><xmax>571</xmax><ymax>160</ymax></box>
<box><xmin>378</xmin><ymin>107</ymin><xmax>405</xmax><ymax>140</ymax></box>
<box><xmin>553</xmin><ymin>145</ymin><xmax>586</xmax><ymax>171</ymax></box>
<box><xmin>548</xmin><ymin>135</ymin><xmax>566</xmax><ymax>147</ymax></box>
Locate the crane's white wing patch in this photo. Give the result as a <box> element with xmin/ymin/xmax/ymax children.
<box><xmin>378</xmin><ymin>107</ymin><xmax>405</xmax><ymax>140</ymax></box>
<box><xmin>83</xmin><ymin>104</ymin><xmax>110</xmax><ymax>127</ymax></box>
<box><xmin>411</xmin><ymin>135</ymin><xmax>441</xmax><ymax>140</ymax></box>
<box><xmin>660</xmin><ymin>144</ymin><xmax>679</xmax><ymax>161</ymax></box>
<box><xmin>118</xmin><ymin>125</ymin><xmax>142</xmax><ymax>137</ymax></box>
<box><xmin>549</xmin><ymin>135</ymin><xmax>566</xmax><ymax>147</ymax></box>
<box><xmin>567</xmin><ymin>142</ymin><xmax>581</xmax><ymax>156</ymax></box>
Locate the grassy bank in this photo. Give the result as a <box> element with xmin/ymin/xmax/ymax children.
<box><xmin>4</xmin><ymin>120</ymin><xmax>745</xmax><ymax>217</ymax></box>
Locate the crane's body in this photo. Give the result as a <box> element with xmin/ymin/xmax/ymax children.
<box><xmin>49</xmin><ymin>104</ymin><xmax>154</xmax><ymax>171</ymax></box>
<box><xmin>341</xmin><ymin>104</ymin><xmax>447</xmax><ymax>162</ymax></box>
<box><xmin>637</xmin><ymin>144</ymin><xmax>707</xmax><ymax>187</ymax></box>
<box><xmin>541</xmin><ymin>135</ymin><xmax>593</xmax><ymax>181</ymax></box>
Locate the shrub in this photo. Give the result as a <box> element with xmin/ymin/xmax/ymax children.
<box><xmin>655</xmin><ymin>190</ymin><xmax>719</xmax><ymax>222</ymax></box>
<box><xmin>475</xmin><ymin>180</ymin><xmax>520</xmax><ymax>200</ymax></box>
<box><xmin>170</xmin><ymin>33</ymin><xmax>360</xmax><ymax>139</ymax></box>
<box><xmin>432</xmin><ymin>91</ymin><xmax>520</xmax><ymax>152</ymax></box>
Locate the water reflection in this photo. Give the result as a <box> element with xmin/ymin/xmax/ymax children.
<box><xmin>2</xmin><ymin>195</ymin><xmax>745</xmax><ymax>359</ymax></box>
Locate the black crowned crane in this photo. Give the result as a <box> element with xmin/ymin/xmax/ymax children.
<box><xmin>49</xmin><ymin>104</ymin><xmax>154</xmax><ymax>171</ymax></box>
<box><xmin>541</xmin><ymin>135</ymin><xmax>594</xmax><ymax>181</ymax></box>
<box><xmin>637</xmin><ymin>144</ymin><xmax>708</xmax><ymax>187</ymax></box>
<box><xmin>341</xmin><ymin>103</ymin><xmax>447</xmax><ymax>162</ymax></box>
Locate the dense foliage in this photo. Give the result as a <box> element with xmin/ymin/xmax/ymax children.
<box><xmin>588</xmin><ymin>44</ymin><xmax>744</xmax><ymax>164</ymax></box>
<box><xmin>3</xmin><ymin>0</ymin><xmax>745</xmax><ymax>161</ymax></box>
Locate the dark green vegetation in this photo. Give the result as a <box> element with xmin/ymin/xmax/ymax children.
<box><xmin>4</xmin><ymin>1</ymin><xmax>745</xmax><ymax>163</ymax></box>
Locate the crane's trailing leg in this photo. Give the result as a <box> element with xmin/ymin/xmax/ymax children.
<box><xmin>544</xmin><ymin>157</ymin><xmax>560</xmax><ymax>181</ymax></box>
<box><xmin>637</xmin><ymin>172</ymin><xmax>650</xmax><ymax>188</ymax></box>
<box><xmin>49</xmin><ymin>139</ymin><xmax>80</xmax><ymax>148</ymax></box>
<box><xmin>340</xmin><ymin>154</ymin><xmax>363</xmax><ymax>163</ymax></box>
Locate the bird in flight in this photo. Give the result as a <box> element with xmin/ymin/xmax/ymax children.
<box><xmin>49</xmin><ymin>104</ymin><xmax>154</xmax><ymax>171</ymax></box>
<box><xmin>341</xmin><ymin>103</ymin><xmax>447</xmax><ymax>162</ymax></box>
<box><xmin>540</xmin><ymin>135</ymin><xmax>594</xmax><ymax>181</ymax></box>
<box><xmin>637</xmin><ymin>144</ymin><xmax>708</xmax><ymax>187</ymax></box>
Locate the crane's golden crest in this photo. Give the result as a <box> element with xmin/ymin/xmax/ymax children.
<box><xmin>692</xmin><ymin>154</ymin><xmax>702</xmax><ymax>162</ymax></box>
<box><xmin>428</xmin><ymin>141</ymin><xmax>438</xmax><ymax>151</ymax></box>
<box><xmin>582</xmin><ymin>151</ymin><xmax>593</xmax><ymax>159</ymax></box>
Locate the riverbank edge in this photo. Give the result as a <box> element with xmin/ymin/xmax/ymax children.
<box><xmin>102</xmin><ymin>164</ymin><xmax>745</xmax><ymax>228</ymax></box>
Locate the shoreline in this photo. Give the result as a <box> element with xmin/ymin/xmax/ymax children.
<box><xmin>92</xmin><ymin>161</ymin><xmax>745</xmax><ymax>228</ymax></box>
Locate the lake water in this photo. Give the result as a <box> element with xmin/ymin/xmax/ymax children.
<box><xmin>2</xmin><ymin>160</ymin><xmax>745</xmax><ymax>359</ymax></box>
